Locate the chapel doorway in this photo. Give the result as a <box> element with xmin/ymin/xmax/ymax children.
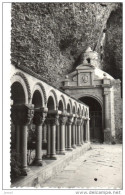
<box><xmin>79</xmin><ymin>96</ymin><xmax>104</xmax><ymax>143</ymax></box>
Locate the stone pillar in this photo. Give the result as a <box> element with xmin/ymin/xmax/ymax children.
<box><xmin>65</xmin><ymin>124</ymin><xmax>68</xmax><ymax>150</ymax></box>
<box><xmin>56</xmin><ymin>122</ymin><xmax>60</xmax><ymax>154</ymax></box>
<box><xmin>86</xmin><ymin>118</ymin><xmax>90</xmax><ymax>142</ymax></box>
<box><xmin>33</xmin><ymin>107</ymin><xmax>47</xmax><ymax>166</ymax></box>
<box><xmin>59</xmin><ymin>114</ymin><xmax>67</xmax><ymax>154</ymax></box>
<box><xmin>80</xmin><ymin>118</ymin><xmax>84</xmax><ymax>144</ymax></box>
<box><xmin>77</xmin><ymin>117</ymin><xmax>82</xmax><ymax>146</ymax></box>
<box><xmin>104</xmin><ymin>91</ymin><xmax>111</xmax><ymax>143</ymax></box>
<box><xmin>67</xmin><ymin>115</ymin><xmax>73</xmax><ymax>151</ymax></box>
<box><xmin>75</xmin><ymin>118</ymin><xmax>78</xmax><ymax>146</ymax></box>
<box><xmin>11</xmin><ymin>104</ymin><xmax>34</xmax><ymax>175</ymax></box>
<box><xmin>84</xmin><ymin>119</ymin><xmax>88</xmax><ymax>143</ymax></box>
<box><xmin>47</xmin><ymin>114</ymin><xmax>59</xmax><ymax>160</ymax></box>
<box><xmin>47</xmin><ymin>123</ymin><xmax>51</xmax><ymax>158</ymax></box>
<box><xmin>72</xmin><ymin>117</ymin><xmax>77</xmax><ymax>149</ymax></box>
<box><xmin>15</xmin><ymin>125</ymin><xmax>21</xmax><ymax>154</ymax></box>
<box><xmin>43</xmin><ymin>124</ymin><xmax>47</xmax><ymax>143</ymax></box>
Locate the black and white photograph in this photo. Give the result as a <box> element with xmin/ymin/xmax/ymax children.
<box><xmin>1</xmin><ymin>0</ymin><xmax>123</xmax><ymax>193</ymax></box>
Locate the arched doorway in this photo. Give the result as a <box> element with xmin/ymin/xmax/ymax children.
<box><xmin>79</xmin><ymin>96</ymin><xmax>103</xmax><ymax>143</ymax></box>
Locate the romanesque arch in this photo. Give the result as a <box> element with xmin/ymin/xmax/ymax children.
<box><xmin>78</xmin><ymin>94</ymin><xmax>103</xmax><ymax>109</ymax></box>
<box><xmin>79</xmin><ymin>95</ymin><xmax>103</xmax><ymax>143</ymax></box>
<box><xmin>67</xmin><ymin>99</ymin><xmax>73</xmax><ymax>114</ymax></box>
<box><xmin>11</xmin><ymin>72</ymin><xmax>31</xmax><ymax>104</ymax></box>
<box><xmin>47</xmin><ymin>89</ymin><xmax>58</xmax><ymax>110</ymax></box>
<box><xmin>58</xmin><ymin>95</ymin><xmax>66</xmax><ymax>112</ymax></box>
<box><xmin>32</xmin><ymin>82</ymin><xmax>47</xmax><ymax>107</ymax></box>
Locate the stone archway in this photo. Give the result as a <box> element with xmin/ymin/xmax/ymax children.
<box><xmin>79</xmin><ymin>96</ymin><xmax>104</xmax><ymax>143</ymax></box>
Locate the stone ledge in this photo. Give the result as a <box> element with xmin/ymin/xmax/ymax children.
<box><xmin>11</xmin><ymin>143</ymin><xmax>91</xmax><ymax>188</ymax></box>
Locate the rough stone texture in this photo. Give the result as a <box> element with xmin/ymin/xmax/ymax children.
<box><xmin>11</xmin><ymin>3</ymin><xmax>121</xmax><ymax>88</ymax></box>
<box><xmin>113</xmin><ymin>81</ymin><xmax>122</xmax><ymax>143</ymax></box>
<box><xmin>103</xmin><ymin>4</ymin><xmax>122</xmax><ymax>83</ymax></box>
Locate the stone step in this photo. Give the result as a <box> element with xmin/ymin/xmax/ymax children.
<box><xmin>11</xmin><ymin>143</ymin><xmax>91</xmax><ymax>188</ymax></box>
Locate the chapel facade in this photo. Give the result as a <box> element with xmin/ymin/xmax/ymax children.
<box><xmin>62</xmin><ymin>47</ymin><xmax>122</xmax><ymax>144</ymax></box>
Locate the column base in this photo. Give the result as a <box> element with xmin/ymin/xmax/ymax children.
<box><xmin>34</xmin><ymin>159</ymin><xmax>46</xmax><ymax>166</ymax></box>
<box><xmin>67</xmin><ymin>148</ymin><xmax>73</xmax><ymax>151</ymax></box>
<box><xmin>77</xmin><ymin>144</ymin><xmax>82</xmax><ymax>147</ymax></box>
<box><xmin>50</xmin><ymin>155</ymin><xmax>57</xmax><ymax>160</ymax></box>
<box><xmin>46</xmin><ymin>154</ymin><xmax>51</xmax><ymax>158</ymax></box>
<box><xmin>59</xmin><ymin>151</ymin><xmax>65</xmax><ymax>155</ymax></box>
<box><xmin>72</xmin><ymin>145</ymin><xmax>76</xmax><ymax>149</ymax></box>
<box><xmin>20</xmin><ymin>167</ymin><xmax>29</xmax><ymax>176</ymax></box>
<box><xmin>56</xmin><ymin>151</ymin><xmax>60</xmax><ymax>155</ymax></box>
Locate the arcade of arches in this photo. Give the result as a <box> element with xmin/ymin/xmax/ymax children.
<box><xmin>10</xmin><ymin>48</ymin><xmax>122</xmax><ymax>179</ymax></box>
<box><xmin>11</xmin><ymin>65</ymin><xmax>90</xmax><ymax>176</ymax></box>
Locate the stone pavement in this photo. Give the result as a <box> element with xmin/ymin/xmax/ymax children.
<box><xmin>41</xmin><ymin>144</ymin><xmax>122</xmax><ymax>189</ymax></box>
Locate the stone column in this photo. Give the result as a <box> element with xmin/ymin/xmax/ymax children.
<box><xmin>67</xmin><ymin>115</ymin><xmax>73</xmax><ymax>151</ymax></box>
<box><xmin>75</xmin><ymin>118</ymin><xmax>78</xmax><ymax>146</ymax></box>
<box><xmin>33</xmin><ymin>107</ymin><xmax>47</xmax><ymax>166</ymax></box>
<box><xmin>47</xmin><ymin>114</ymin><xmax>59</xmax><ymax>160</ymax></box>
<box><xmin>72</xmin><ymin>117</ymin><xmax>77</xmax><ymax>149</ymax></box>
<box><xmin>65</xmin><ymin>124</ymin><xmax>68</xmax><ymax>150</ymax></box>
<box><xmin>80</xmin><ymin>118</ymin><xmax>84</xmax><ymax>145</ymax></box>
<box><xmin>47</xmin><ymin>123</ymin><xmax>51</xmax><ymax>158</ymax></box>
<box><xmin>59</xmin><ymin>114</ymin><xmax>67</xmax><ymax>154</ymax></box>
<box><xmin>86</xmin><ymin>118</ymin><xmax>90</xmax><ymax>143</ymax></box>
<box><xmin>84</xmin><ymin>119</ymin><xmax>87</xmax><ymax>143</ymax></box>
<box><xmin>11</xmin><ymin>104</ymin><xmax>34</xmax><ymax>175</ymax></box>
<box><xmin>43</xmin><ymin>124</ymin><xmax>47</xmax><ymax>143</ymax></box>
<box><xmin>15</xmin><ymin>125</ymin><xmax>21</xmax><ymax>154</ymax></box>
<box><xmin>104</xmin><ymin>91</ymin><xmax>111</xmax><ymax>143</ymax></box>
<box><xmin>77</xmin><ymin>117</ymin><xmax>82</xmax><ymax>146</ymax></box>
<box><xmin>56</xmin><ymin>122</ymin><xmax>60</xmax><ymax>154</ymax></box>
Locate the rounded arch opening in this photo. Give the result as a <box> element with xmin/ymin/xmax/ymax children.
<box><xmin>77</xmin><ymin>107</ymin><xmax>80</xmax><ymax>116</ymax></box>
<box><xmin>11</xmin><ymin>82</ymin><xmax>25</xmax><ymax>105</ymax></box>
<box><xmin>79</xmin><ymin>96</ymin><xmax>103</xmax><ymax>143</ymax></box>
<box><xmin>72</xmin><ymin>106</ymin><xmax>76</xmax><ymax>114</ymax></box>
<box><xmin>47</xmin><ymin>96</ymin><xmax>55</xmax><ymax>111</ymax></box>
<box><xmin>32</xmin><ymin>90</ymin><xmax>43</xmax><ymax>108</ymax></box>
<box><xmin>58</xmin><ymin>100</ymin><xmax>64</xmax><ymax>112</ymax></box>
<box><xmin>67</xmin><ymin>103</ymin><xmax>71</xmax><ymax>114</ymax></box>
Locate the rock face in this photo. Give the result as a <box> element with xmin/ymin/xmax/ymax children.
<box><xmin>103</xmin><ymin>4</ymin><xmax>122</xmax><ymax>83</ymax></box>
<box><xmin>11</xmin><ymin>2</ymin><xmax>122</xmax><ymax>88</ymax></box>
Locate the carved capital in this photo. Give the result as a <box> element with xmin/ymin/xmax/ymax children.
<box><xmin>11</xmin><ymin>104</ymin><xmax>34</xmax><ymax>126</ymax></box>
<box><xmin>77</xmin><ymin>118</ymin><xmax>82</xmax><ymax>126</ymax></box>
<box><xmin>47</xmin><ymin>114</ymin><xmax>59</xmax><ymax>126</ymax></box>
<box><xmin>59</xmin><ymin>115</ymin><xmax>67</xmax><ymax>125</ymax></box>
<box><xmin>67</xmin><ymin>115</ymin><xmax>73</xmax><ymax>125</ymax></box>
<box><xmin>33</xmin><ymin>108</ymin><xmax>47</xmax><ymax>126</ymax></box>
<box><xmin>81</xmin><ymin>118</ymin><xmax>84</xmax><ymax>125</ymax></box>
<box><xmin>72</xmin><ymin>117</ymin><xmax>77</xmax><ymax>125</ymax></box>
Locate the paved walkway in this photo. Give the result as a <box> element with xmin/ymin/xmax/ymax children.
<box><xmin>41</xmin><ymin>144</ymin><xmax>122</xmax><ymax>189</ymax></box>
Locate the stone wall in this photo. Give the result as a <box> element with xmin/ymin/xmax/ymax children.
<box><xmin>114</xmin><ymin>81</ymin><xmax>122</xmax><ymax>143</ymax></box>
<box><xmin>11</xmin><ymin>3</ymin><xmax>120</xmax><ymax>88</ymax></box>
